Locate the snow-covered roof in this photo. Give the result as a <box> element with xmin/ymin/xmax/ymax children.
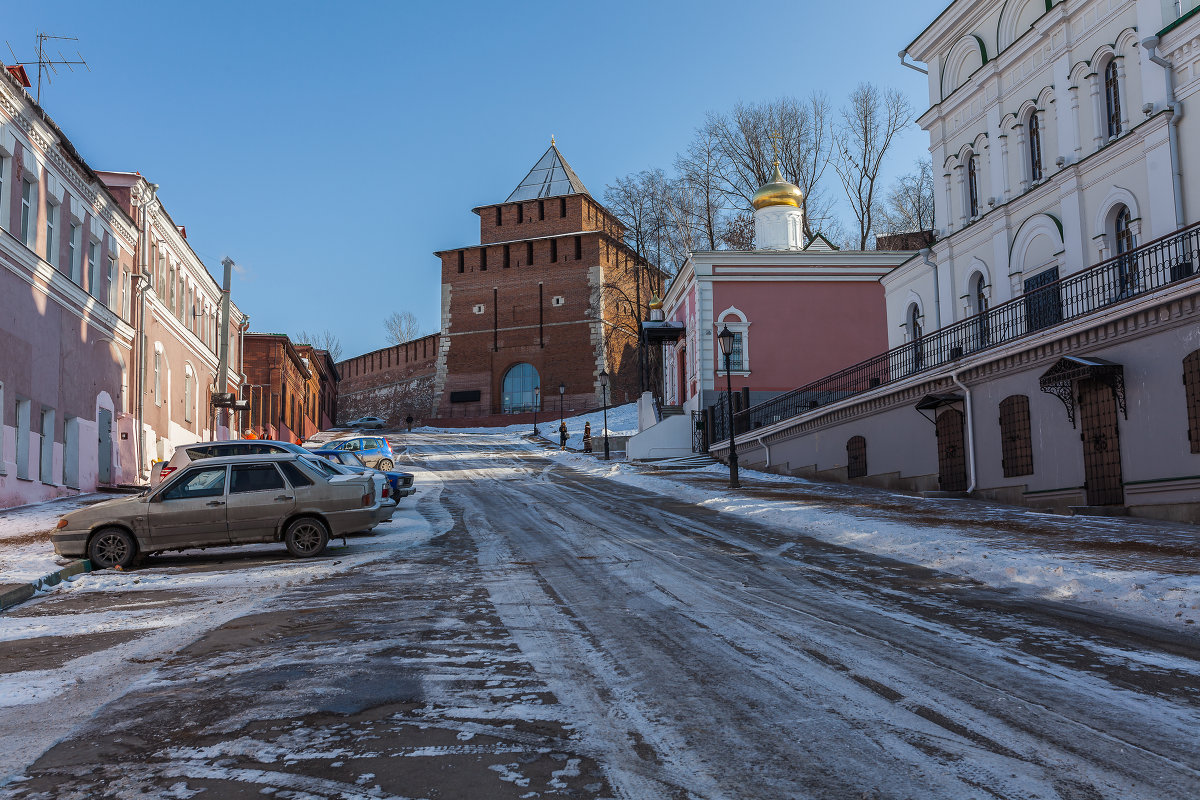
<box><xmin>505</xmin><ymin>144</ymin><xmax>589</xmax><ymax>202</ymax></box>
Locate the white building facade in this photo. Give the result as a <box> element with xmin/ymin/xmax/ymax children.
<box><xmin>709</xmin><ymin>0</ymin><xmax>1200</xmax><ymax>521</ymax></box>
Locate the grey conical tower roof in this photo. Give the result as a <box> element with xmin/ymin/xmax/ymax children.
<box><xmin>506</xmin><ymin>143</ymin><xmax>589</xmax><ymax>202</ymax></box>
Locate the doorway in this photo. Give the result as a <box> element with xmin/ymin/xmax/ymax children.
<box><xmin>935</xmin><ymin>408</ymin><xmax>968</xmax><ymax>492</ymax></box>
<box><xmin>1077</xmin><ymin>378</ymin><xmax>1124</xmax><ymax>506</ymax></box>
<box><xmin>97</xmin><ymin>407</ymin><xmax>113</xmax><ymax>485</ymax></box>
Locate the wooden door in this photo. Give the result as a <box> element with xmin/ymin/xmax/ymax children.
<box><xmin>935</xmin><ymin>408</ymin><xmax>968</xmax><ymax>492</ymax></box>
<box><xmin>1077</xmin><ymin>378</ymin><xmax>1124</xmax><ymax>506</ymax></box>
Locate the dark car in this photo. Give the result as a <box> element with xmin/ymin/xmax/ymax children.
<box><xmin>311</xmin><ymin>449</ymin><xmax>415</xmax><ymax>500</ymax></box>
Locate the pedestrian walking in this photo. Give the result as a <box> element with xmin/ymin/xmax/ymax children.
<box><xmin>406</xmin><ymin>415</ymin><xmax>414</xmax><ymax>433</ymax></box>
<box><xmin>243</xmin><ymin>428</ymin><xmax>258</xmax><ymax>440</ymax></box>
<box><xmin>559</xmin><ymin>421</ymin><xmax>568</xmax><ymax>450</ymax></box>
<box><xmin>583</xmin><ymin>422</ymin><xmax>593</xmax><ymax>453</ymax></box>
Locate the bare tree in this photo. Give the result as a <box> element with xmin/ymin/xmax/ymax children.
<box><xmin>674</xmin><ymin>126</ymin><xmax>726</xmax><ymax>251</ymax></box>
<box><xmin>383</xmin><ymin>310</ymin><xmax>422</xmax><ymax>345</ymax></box>
<box><xmin>293</xmin><ymin>329</ymin><xmax>343</xmax><ymax>362</ymax></box>
<box><xmin>834</xmin><ymin>83</ymin><xmax>913</xmax><ymax>249</ymax></box>
<box><xmin>877</xmin><ymin>158</ymin><xmax>935</xmax><ymax>235</ymax></box>
<box><xmin>719</xmin><ymin>211</ymin><xmax>756</xmax><ymax>251</ymax></box>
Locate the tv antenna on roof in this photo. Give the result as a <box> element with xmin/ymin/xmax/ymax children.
<box><xmin>5</xmin><ymin>31</ymin><xmax>89</xmax><ymax>104</ymax></box>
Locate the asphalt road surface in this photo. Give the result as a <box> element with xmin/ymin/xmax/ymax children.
<box><xmin>1</xmin><ymin>431</ymin><xmax>1198</xmax><ymax>800</ymax></box>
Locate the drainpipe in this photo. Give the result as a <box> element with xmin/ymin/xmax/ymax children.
<box><xmin>755</xmin><ymin>435</ymin><xmax>771</xmax><ymax>470</ymax></box>
<box><xmin>951</xmin><ymin>369</ymin><xmax>976</xmax><ymax>493</ymax></box>
<box><xmin>920</xmin><ymin>247</ymin><xmax>942</xmax><ymax>329</ymax></box>
<box><xmin>135</xmin><ymin>183</ymin><xmax>158</xmax><ymax>481</ymax></box>
<box><xmin>898</xmin><ymin>50</ymin><xmax>929</xmax><ymax>75</ymax></box>
<box><xmin>238</xmin><ymin>314</ymin><xmax>249</xmax><ymax>436</ymax></box>
<box><xmin>1142</xmin><ymin>36</ymin><xmax>1185</xmax><ymax>228</ymax></box>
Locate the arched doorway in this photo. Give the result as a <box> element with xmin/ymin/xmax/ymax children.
<box><xmin>501</xmin><ymin>363</ymin><xmax>540</xmax><ymax>414</ymax></box>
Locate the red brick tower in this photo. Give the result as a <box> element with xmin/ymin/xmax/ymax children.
<box><xmin>433</xmin><ymin>143</ymin><xmax>649</xmax><ymax>421</ymax></box>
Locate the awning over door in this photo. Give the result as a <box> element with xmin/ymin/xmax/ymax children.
<box><xmin>1038</xmin><ymin>356</ymin><xmax>1126</xmax><ymax>428</ymax></box>
<box><xmin>641</xmin><ymin>320</ymin><xmax>686</xmax><ymax>343</ymax></box>
<box><xmin>915</xmin><ymin>392</ymin><xmax>963</xmax><ymax>424</ymax></box>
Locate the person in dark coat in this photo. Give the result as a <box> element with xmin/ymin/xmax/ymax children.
<box><xmin>406</xmin><ymin>415</ymin><xmax>414</xmax><ymax>433</ymax></box>
<box><xmin>559</xmin><ymin>421</ymin><xmax>568</xmax><ymax>450</ymax></box>
<box><xmin>583</xmin><ymin>422</ymin><xmax>593</xmax><ymax>453</ymax></box>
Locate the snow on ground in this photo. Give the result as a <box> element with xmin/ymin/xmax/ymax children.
<box><xmin>0</xmin><ymin>494</ymin><xmax>110</xmax><ymax>585</ymax></box>
<box><xmin>421</xmin><ymin>402</ymin><xmax>639</xmax><ymax>451</ymax></box>
<box><xmin>418</xmin><ymin>423</ymin><xmax>1200</xmax><ymax>632</ymax></box>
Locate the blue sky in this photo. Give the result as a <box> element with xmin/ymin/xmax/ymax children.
<box><xmin>7</xmin><ymin>0</ymin><xmax>948</xmax><ymax>359</ymax></box>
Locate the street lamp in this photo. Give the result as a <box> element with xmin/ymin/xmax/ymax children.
<box><xmin>717</xmin><ymin>325</ymin><xmax>740</xmax><ymax>488</ymax></box>
<box><xmin>532</xmin><ymin>385</ymin><xmax>541</xmax><ymax>436</ymax></box>
<box><xmin>598</xmin><ymin>369</ymin><xmax>611</xmax><ymax>460</ymax></box>
<box><xmin>558</xmin><ymin>382</ymin><xmax>566</xmax><ymax>426</ymax></box>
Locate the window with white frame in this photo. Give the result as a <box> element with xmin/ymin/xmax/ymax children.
<box><xmin>20</xmin><ymin>178</ymin><xmax>35</xmax><ymax>246</ymax></box>
<box><xmin>107</xmin><ymin>256</ymin><xmax>118</xmax><ymax>310</ymax></box>
<box><xmin>39</xmin><ymin>407</ymin><xmax>55</xmax><ymax>484</ymax></box>
<box><xmin>184</xmin><ymin>366</ymin><xmax>194</xmax><ymax>423</ymax></box>
<box><xmin>120</xmin><ymin>270</ymin><xmax>130</xmax><ymax>321</ymax></box>
<box><xmin>1028</xmin><ymin>112</ymin><xmax>1044</xmax><ymax>183</ymax></box>
<box><xmin>716</xmin><ymin>308</ymin><xmax>750</xmax><ymax>373</ymax></box>
<box><xmin>967</xmin><ymin>155</ymin><xmax>979</xmax><ymax>218</ymax></box>
<box><xmin>154</xmin><ymin>349</ymin><xmax>162</xmax><ymax>405</ymax></box>
<box><xmin>87</xmin><ymin>241</ymin><xmax>99</xmax><ymax>299</ymax></box>
<box><xmin>44</xmin><ymin>202</ymin><xmax>56</xmax><ymax>264</ymax></box>
<box><xmin>68</xmin><ymin>223</ymin><xmax>81</xmax><ymax>283</ymax></box>
<box><xmin>1104</xmin><ymin>60</ymin><xmax>1122</xmax><ymax>139</ymax></box>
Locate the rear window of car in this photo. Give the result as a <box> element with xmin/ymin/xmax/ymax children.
<box><xmin>279</xmin><ymin>461</ymin><xmax>315</xmax><ymax>487</ymax></box>
<box><xmin>230</xmin><ymin>464</ymin><xmax>286</xmax><ymax>494</ymax></box>
<box><xmin>303</xmin><ymin>455</ymin><xmax>347</xmax><ymax>476</ymax></box>
<box><xmin>187</xmin><ymin>442</ymin><xmax>284</xmax><ymax>459</ymax></box>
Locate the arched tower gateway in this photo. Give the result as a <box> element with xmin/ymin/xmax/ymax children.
<box><xmin>752</xmin><ymin>163</ymin><xmax>805</xmax><ymax>250</ymax></box>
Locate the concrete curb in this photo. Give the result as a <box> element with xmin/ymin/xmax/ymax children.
<box><xmin>0</xmin><ymin>560</ymin><xmax>92</xmax><ymax>612</ymax></box>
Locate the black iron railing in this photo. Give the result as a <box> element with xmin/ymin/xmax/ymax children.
<box><xmin>710</xmin><ymin>221</ymin><xmax>1200</xmax><ymax>444</ymax></box>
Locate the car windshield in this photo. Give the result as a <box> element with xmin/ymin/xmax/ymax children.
<box><xmin>303</xmin><ymin>455</ymin><xmax>352</xmax><ymax>476</ymax></box>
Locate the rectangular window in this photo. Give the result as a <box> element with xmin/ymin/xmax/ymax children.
<box><xmin>177</xmin><ymin>276</ymin><xmax>185</xmax><ymax>320</ymax></box>
<box><xmin>158</xmin><ymin>252</ymin><xmax>166</xmax><ymax>293</ymax></box>
<box><xmin>45</xmin><ymin>202</ymin><xmax>56</xmax><ymax>264</ymax></box>
<box><xmin>1023</xmin><ymin>268</ymin><xmax>1062</xmax><ymax>332</ymax></box>
<box><xmin>730</xmin><ymin>332</ymin><xmax>744</xmax><ymax>371</ymax></box>
<box><xmin>169</xmin><ymin>266</ymin><xmax>176</xmax><ymax>312</ymax></box>
<box><xmin>68</xmin><ymin>224</ymin><xmax>81</xmax><ymax>283</ymax></box>
<box><xmin>457</xmin><ymin>251</ymin><xmax>464</xmax><ymax>273</ymax></box>
<box><xmin>495</xmin><ymin>206</ymin><xmax>502</xmax><ymax>226</ymax></box>
<box><xmin>479</xmin><ymin>247</ymin><xmax>487</xmax><ymax>271</ymax></box>
<box><xmin>526</xmin><ymin>241</ymin><xmax>534</xmax><ymax>265</ymax></box>
<box><xmin>574</xmin><ymin>235</ymin><xmax>582</xmax><ymax>260</ymax></box>
<box><xmin>154</xmin><ymin>351</ymin><xmax>162</xmax><ymax>405</ymax></box>
<box><xmin>88</xmin><ymin>241</ymin><xmax>99</xmax><ymax>299</ymax></box>
<box><xmin>560</xmin><ymin>197</ymin><xmax>567</xmax><ymax>217</ymax></box>
<box><xmin>40</xmin><ymin>408</ymin><xmax>55</xmax><ymax>484</ymax></box>
<box><xmin>503</xmin><ymin>244</ymin><xmax>510</xmax><ymax>268</ymax></box>
<box><xmin>107</xmin><ymin>257</ymin><xmax>118</xmax><ymax>310</ymax></box>
<box><xmin>20</xmin><ymin>178</ymin><xmax>34</xmax><ymax>246</ymax></box>
<box><xmin>120</xmin><ymin>270</ymin><xmax>130</xmax><ymax>321</ymax></box>
<box><xmin>550</xmin><ymin>239</ymin><xmax>558</xmax><ymax>262</ymax></box>
<box><xmin>517</xmin><ymin>203</ymin><xmax>524</xmax><ymax>223</ymax></box>
<box><xmin>184</xmin><ymin>372</ymin><xmax>193</xmax><ymax>422</ymax></box>
<box><xmin>538</xmin><ymin>200</ymin><xmax>545</xmax><ymax>220</ymax></box>
<box><xmin>15</xmin><ymin>397</ymin><xmax>31</xmax><ymax>480</ymax></box>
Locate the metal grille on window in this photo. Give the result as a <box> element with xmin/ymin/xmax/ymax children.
<box><xmin>1023</xmin><ymin>267</ymin><xmax>1062</xmax><ymax>332</ymax></box>
<box><xmin>967</xmin><ymin>156</ymin><xmax>979</xmax><ymax>218</ymax></box>
<box><xmin>1105</xmin><ymin>60</ymin><xmax>1122</xmax><ymax>138</ymax></box>
<box><xmin>998</xmin><ymin>395</ymin><xmax>1034</xmax><ymax>477</ymax></box>
<box><xmin>1029</xmin><ymin>112</ymin><xmax>1043</xmax><ymax>182</ymax></box>
<box><xmin>1185</xmin><ymin>350</ymin><xmax>1200</xmax><ymax>454</ymax></box>
<box><xmin>729</xmin><ymin>332</ymin><xmax>743</xmax><ymax>371</ymax></box>
<box><xmin>1115</xmin><ymin>206</ymin><xmax>1135</xmax><ymax>296</ymax></box>
<box><xmin>846</xmin><ymin>436</ymin><xmax>867</xmax><ymax>479</ymax></box>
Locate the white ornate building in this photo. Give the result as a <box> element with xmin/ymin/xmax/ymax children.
<box><xmin>708</xmin><ymin>0</ymin><xmax>1200</xmax><ymax>521</ymax></box>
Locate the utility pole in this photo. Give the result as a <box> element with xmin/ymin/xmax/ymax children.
<box><xmin>214</xmin><ymin>257</ymin><xmax>234</xmax><ymax>438</ymax></box>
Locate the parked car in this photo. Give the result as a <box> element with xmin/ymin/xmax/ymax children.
<box><xmin>346</xmin><ymin>416</ymin><xmax>386</xmax><ymax>429</ymax></box>
<box><xmin>297</xmin><ymin>451</ymin><xmax>396</xmax><ymax>524</ymax></box>
<box><xmin>53</xmin><ymin>453</ymin><xmax>382</xmax><ymax>570</ymax></box>
<box><xmin>321</xmin><ymin>436</ymin><xmax>397</xmax><ymax>470</ymax></box>
<box><xmin>311</xmin><ymin>449</ymin><xmax>415</xmax><ymax>500</ymax></box>
<box><xmin>151</xmin><ymin>440</ymin><xmax>312</xmax><ymax>487</ymax></box>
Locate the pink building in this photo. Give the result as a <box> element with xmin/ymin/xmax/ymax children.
<box><xmin>0</xmin><ymin>67</ymin><xmax>140</xmax><ymax>506</ymax></box>
<box><xmin>630</xmin><ymin>166</ymin><xmax>912</xmax><ymax>459</ymax></box>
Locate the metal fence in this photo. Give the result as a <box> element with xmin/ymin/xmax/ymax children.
<box><xmin>710</xmin><ymin>221</ymin><xmax>1200</xmax><ymax>444</ymax></box>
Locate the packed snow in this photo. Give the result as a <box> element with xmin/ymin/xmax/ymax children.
<box><xmin>422</xmin><ymin>402</ymin><xmax>639</xmax><ymax>452</ymax></box>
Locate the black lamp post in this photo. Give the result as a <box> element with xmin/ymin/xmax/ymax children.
<box><xmin>599</xmin><ymin>369</ymin><xmax>611</xmax><ymax>460</ymax></box>
<box><xmin>532</xmin><ymin>386</ymin><xmax>540</xmax><ymax>436</ymax></box>
<box><xmin>717</xmin><ymin>325</ymin><xmax>740</xmax><ymax>488</ymax></box>
<box><xmin>558</xmin><ymin>382</ymin><xmax>566</xmax><ymax>426</ymax></box>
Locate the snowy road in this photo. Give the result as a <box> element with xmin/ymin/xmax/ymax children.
<box><xmin>2</xmin><ymin>431</ymin><xmax>1199</xmax><ymax>799</ymax></box>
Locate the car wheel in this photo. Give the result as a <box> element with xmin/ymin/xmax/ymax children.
<box><xmin>377</xmin><ymin>459</ymin><xmax>394</xmax><ymax>471</ymax></box>
<box><xmin>88</xmin><ymin>527</ymin><xmax>138</xmax><ymax>570</ymax></box>
<box><xmin>284</xmin><ymin>517</ymin><xmax>329</xmax><ymax>558</ymax></box>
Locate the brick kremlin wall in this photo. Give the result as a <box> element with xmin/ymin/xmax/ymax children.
<box><xmin>336</xmin><ymin>333</ymin><xmax>440</xmax><ymax>427</ymax></box>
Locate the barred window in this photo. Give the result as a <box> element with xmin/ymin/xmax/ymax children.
<box><xmin>999</xmin><ymin>395</ymin><xmax>1034</xmax><ymax>477</ymax></box>
<box><xmin>1028</xmin><ymin>112</ymin><xmax>1043</xmax><ymax>182</ymax></box>
<box><xmin>847</xmin><ymin>436</ymin><xmax>867</xmax><ymax>479</ymax></box>
<box><xmin>1104</xmin><ymin>60</ymin><xmax>1122</xmax><ymax>138</ymax></box>
<box><xmin>967</xmin><ymin>155</ymin><xmax>979</xmax><ymax>217</ymax></box>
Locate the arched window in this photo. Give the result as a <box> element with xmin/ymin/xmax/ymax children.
<box><xmin>908</xmin><ymin>304</ymin><xmax>924</xmax><ymax>371</ymax></box>
<box><xmin>501</xmin><ymin>363</ymin><xmax>540</xmax><ymax>414</ymax></box>
<box><xmin>184</xmin><ymin>366</ymin><xmax>194</xmax><ymax>423</ymax></box>
<box><xmin>846</xmin><ymin>436</ymin><xmax>867</xmax><ymax>479</ymax></box>
<box><xmin>1104</xmin><ymin>60</ymin><xmax>1122</xmax><ymax>139</ymax></box>
<box><xmin>153</xmin><ymin>350</ymin><xmax>162</xmax><ymax>406</ymax></box>
<box><xmin>970</xmin><ymin>272</ymin><xmax>990</xmax><ymax>348</ymax></box>
<box><xmin>1028</xmin><ymin>112</ymin><xmax>1043</xmax><ymax>182</ymax></box>
<box><xmin>1114</xmin><ymin>205</ymin><xmax>1133</xmax><ymax>255</ymax></box>
<box><xmin>998</xmin><ymin>395</ymin><xmax>1034</xmax><ymax>476</ymax></box>
<box><xmin>967</xmin><ymin>155</ymin><xmax>980</xmax><ymax>218</ymax></box>
<box><xmin>1114</xmin><ymin>205</ymin><xmax>1136</xmax><ymax>295</ymax></box>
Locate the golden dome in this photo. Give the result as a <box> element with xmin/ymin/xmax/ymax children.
<box><xmin>751</xmin><ymin>163</ymin><xmax>805</xmax><ymax>210</ymax></box>
<box><xmin>648</xmin><ymin>294</ymin><xmax>663</xmax><ymax>310</ymax></box>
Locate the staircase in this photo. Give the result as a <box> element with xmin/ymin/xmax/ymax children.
<box><xmin>660</xmin><ymin>405</ymin><xmax>685</xmax><ymax>417</ymax></box>
<box><xmin>647</xmin><ymin>453</ymin><xmax>719</xmax><ymax>470</ymax></box>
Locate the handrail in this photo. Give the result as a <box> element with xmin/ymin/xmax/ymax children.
<box><xmin>710</xmin><ymin>220</ymin><xmax>1200</xmax><ymax>444</ymax></box>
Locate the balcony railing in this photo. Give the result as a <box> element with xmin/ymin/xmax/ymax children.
<box><xmin>710</xmin><ymin>221</ymin><xmax>1200</xmax><ymax>444</ymax></box>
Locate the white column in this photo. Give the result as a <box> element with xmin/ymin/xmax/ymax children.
<box><xmin>1089</xmin><ymin>72</ymin><xmax>1106</xmax><ymax>148</ymax></box>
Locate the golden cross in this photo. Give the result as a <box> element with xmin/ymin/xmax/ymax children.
<box><xmin>768</xmin><ymin>130</ymin><xmax>783</xmax><ymax>165</ymax></box>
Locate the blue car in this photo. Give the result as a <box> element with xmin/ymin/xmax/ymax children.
<box><xmin>310</xmin><ymin>449</ymin><xmax>415</xmax><ymax>500</ymax></box>
<box><xmin>322</xmin><ymin>436</ymin><xmax>397</xmax><ymax>470</ymax></box>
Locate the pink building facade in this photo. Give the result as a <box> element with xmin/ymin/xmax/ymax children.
<box><xmin>0</xmin><ymin>68</ymin><xmax>140</xmax><ymax>506</ymax></box>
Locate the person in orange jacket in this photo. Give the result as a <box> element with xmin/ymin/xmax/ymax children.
<box><xmin>243</xmin><ymin>428</ymin><xmax>258</xmax><ymax>440</ymax></box>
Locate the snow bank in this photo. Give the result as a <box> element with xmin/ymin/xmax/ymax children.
<box><xmin>421</xmin><ymin>403</ymin><xmax>639</xmax><ymax>452</ymax></box>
